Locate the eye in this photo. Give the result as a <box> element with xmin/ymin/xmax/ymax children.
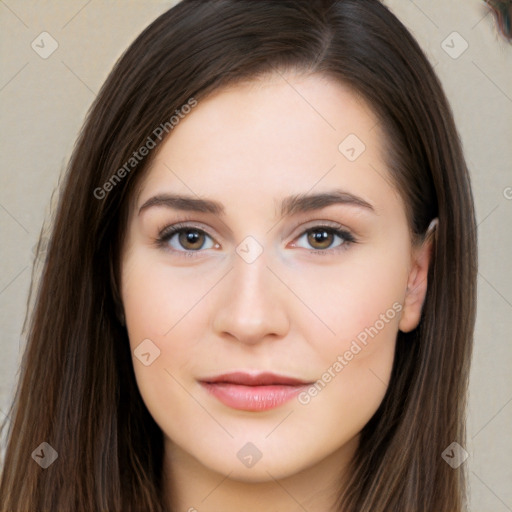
<box><xmin>156</xmin><ymin>222</ymin><xmax>356</xmax><ymax>257</ymax></box>
<box><xmin>293</xmin><ymin>225</ymin><xmax>355</xmax><ymax>252</ymax></box>
<box><xmin>157</xmin><ymin>223</ymin><xmax>217</xmax><ymax>254</ymax></box>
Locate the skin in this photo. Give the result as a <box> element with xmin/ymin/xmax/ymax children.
<box><xmin>120</xmin><ymin>71</ymin><xmax>433</xmax><ymax>511</ymax></box>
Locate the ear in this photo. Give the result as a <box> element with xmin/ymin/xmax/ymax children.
<box><xmin>399</xmin><ymin>218</ymin><xmax>438</xmax><ymax>333</ymax></box>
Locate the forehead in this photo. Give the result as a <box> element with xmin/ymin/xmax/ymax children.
<box><xmin>133</xmin><ymin>72</ymin><xmax>400</xmax><ymax>218</ymax></box>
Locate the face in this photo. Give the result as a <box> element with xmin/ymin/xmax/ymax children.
<box><xmin>120</xmin><ymin>72</ymin><xmax>431</xmax><ymax>483</ymax></box>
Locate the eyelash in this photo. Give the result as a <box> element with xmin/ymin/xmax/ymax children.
<box><xmin>155</xmin><ymin>221</ymin><xmax>357</xmax><ymax>258</ymax></box>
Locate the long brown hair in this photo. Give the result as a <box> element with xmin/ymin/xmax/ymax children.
<box><xmin>0</xmin><ymin>1</ymin><xmax>477</xmax><ymax>510</ymax></box>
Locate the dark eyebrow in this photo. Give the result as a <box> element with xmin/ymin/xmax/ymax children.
<box><xmin>279</xmin><ymin>190</ymin><xmax>374</xmax><ymax>217</ymax></box>
<box><xmin>138</xmin><ymin>189</ymin><xmax>375</xmax><ymax>217</ymax></box>
<box><xmin>139</xmin><ymin>194</ymin><xmax>224</xmax><ymax>216</ymax></box>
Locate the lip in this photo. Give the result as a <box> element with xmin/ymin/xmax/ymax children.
<box><xmin>199</xmin><ymin>372</ymin><xmax>313</xmax><ymax>412</ymax></box>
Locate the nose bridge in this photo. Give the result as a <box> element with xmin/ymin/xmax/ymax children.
<box><xmin>212</xmin><ymin>242</ymin><xmax>289</xmax><ymax>343</ymax></box>
<box><xmin>233</xmin><ymin>247</ymin><xmax>272</xmax><ymax>308</ymax></box>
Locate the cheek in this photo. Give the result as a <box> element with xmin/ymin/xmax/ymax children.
<box><xmin>290</xmin><ymin>243</ymin><xmax>407</xmax><ymax>359</ymax></box>
<box><xmin>121</xmin><ymin>248</ymin><xmax>215</xmax><ymax>344</ymax></box>
<box><xmin>290</xmin><ymin>245</ymin><xmax>406</xmax><ymax>423</ymax></box>
<box><xmin>295</xmin><ymin>334</ymin><xmax>395</xmax><ymax>454</ymax></box>
<box><xmin>295</xmin><ymin>283</ymin><xmax>400</xmax><ymax>446</ymax></box>
<box><xmin>120</xmin><ymin>251</ymin><xmax>209</xmax><ymax>405</ymax></box>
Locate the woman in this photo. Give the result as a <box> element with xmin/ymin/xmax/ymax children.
<box><xmin>0</xmin><ymin>0</ymin><xmax>477</xmax><ymax>510</ymax></box>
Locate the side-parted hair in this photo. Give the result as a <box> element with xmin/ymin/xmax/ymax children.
<box><xmin>0</xmin><ymin>1</ymin><xmax>477</xmax><ymax>511</ymax></box>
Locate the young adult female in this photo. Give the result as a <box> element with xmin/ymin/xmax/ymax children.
<box><xmin>0</xmin><ymin>0</ymin><xmax>477</xmax><ymax>511</ymax></box>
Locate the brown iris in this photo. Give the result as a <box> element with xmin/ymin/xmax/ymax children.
<box><xmin>307</xmin><ymin>228</ymin><xmax>334</xmax><ymax>250</ymax></box>
<box><xmin>179</xmin><ymin>229</ymin><xmax>205</xmax><ymax>250</ymax></box>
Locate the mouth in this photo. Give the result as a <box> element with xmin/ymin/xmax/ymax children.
<box><xmin>199</xmin><ymin>372</ymin><xmax>313</xmax><ymax>412</ymax></box>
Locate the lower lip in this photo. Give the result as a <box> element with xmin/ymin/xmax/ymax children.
<box><xmin>201</xmin><ymin>382</ymin><xmax>308</xmax><ymax>411</ymax></box>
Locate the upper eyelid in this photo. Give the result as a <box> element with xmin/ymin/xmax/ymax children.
<box><xmin>287</xmin><ymin>218</ymin><xmax>349</xmax><ymax>236</ymax></box>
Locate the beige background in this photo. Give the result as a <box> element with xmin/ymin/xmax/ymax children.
<box><xmin>0</xmin><ymin>0</ymin><xmax>511</xmax><ymax>510</ymax></box>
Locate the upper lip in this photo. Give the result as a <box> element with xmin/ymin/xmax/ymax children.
<box><xmin>200</xmin><ymin>371</ymin><xmax>312</xmax><ymax>386</ymax></box>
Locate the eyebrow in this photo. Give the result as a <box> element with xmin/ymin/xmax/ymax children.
<box><xmin>138</xmin><ymin>189</ymin><xmax>375</xmax><ymax>218</ymax></box>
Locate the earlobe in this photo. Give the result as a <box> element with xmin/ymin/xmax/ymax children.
<box><xmin>398</xmin><ymin>218</ymin><xmax>438</xmax><ymax>333</ymax></box>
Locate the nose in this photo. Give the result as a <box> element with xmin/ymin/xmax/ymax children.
<box><xmin>212</xmin><ymin>251</ymin><xmax>290</xmax><ymax>345</ymax></box>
